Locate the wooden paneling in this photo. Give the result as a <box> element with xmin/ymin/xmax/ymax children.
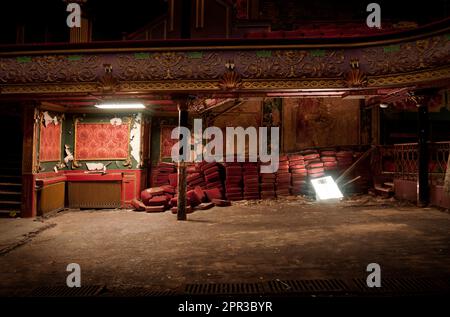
<box><xmin>21</xmin><ymin>173</ymin><xmax>36</xmax><ymax>218</ymax></box>
<box><xmin>430</xmin><ymin>185</ymin><xmax>450</xmax><ymax>209</ymax></box>
<box><xmin>122</xmin><ymin>172</ymin><xmax>137</xmax><ymax>208</ymax></box>
<box><xmin>394</xmin><ymin>179</ymin><xmax>417</xmax><ymax>202</ymax></box>
<box><xmin>38</xmin><ymin>182</ymin><xmax>65</xmax><ymax>215</ymax></box>
<box><xmin>68</xmin><ymin>181</ymin><xmax>121</xmax><ymax>209</ymax></box>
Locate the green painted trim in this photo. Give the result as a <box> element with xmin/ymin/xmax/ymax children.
<box><xmin>16</xmin><ymin>56</ymin><xmax>31</xmax><ymax>63</ymax></box>
<box><xmin>310</xmin><ymin>49</ymin><xmax>325</xmax><ymax>57</ymax></box>
<box><xmin>187</xmin><ymin>51</ymin><xmax>203</xmax><ymax>59</ymax></box>
<box><xmin>256</xmin><ymin>50</ymin><xmax>272</xmax><ymax>57</ymax></box>
<box><xmin>383</xmin><ymin>45</ymin><xmax>400</xmax><ymax>53</ymax></box>
<box><xmin>134</xmin><ymin>52</ymin><xmax>150</xmax><ymax>59</ymax></box>
<box><xmin>67</xmin><ymin>55</ymin><xmax>82</xmax><ymax>61</ymax></box>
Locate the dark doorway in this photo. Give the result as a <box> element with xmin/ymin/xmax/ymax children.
<box><xmin>0</xmin><ymin>105</ymin><xmax>23</xmax><ymax>216</ymax></box>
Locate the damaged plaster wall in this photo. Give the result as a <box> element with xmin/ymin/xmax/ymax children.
<box><xmin>36</xmin><ymin>112</ymin><xmax>144</xmax><ymax>172</ymax></box>
<box><xmin>283</xmin><ymin>97</ymin><xmax>360</xmax><ymax>151</ymax></box>
<box><xmin>130</xmin><ymin>113</ymin><xmax>142</xmax><ymax>168</ymax></box>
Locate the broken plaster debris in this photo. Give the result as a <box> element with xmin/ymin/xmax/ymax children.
<box><xmin>110</xmin><ymin>117</ymin><xmax>122</xmax><ymax>126</ymax></box>
<box><xmin>85</xmin><ymin>162</ymin><xmax>111</xmax><ymax>172</ymax></box>
<box><xmin>43</xmin><ymin>111</ymin><xmax>58</xmax><ymax>127</ymax></box>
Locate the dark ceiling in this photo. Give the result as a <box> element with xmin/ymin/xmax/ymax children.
<box><xmin>0</xmin><ymin>0</ymin><xmax>448</xmax><ymax>44</ymax></box>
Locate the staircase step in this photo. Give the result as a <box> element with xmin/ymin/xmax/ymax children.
<box><xmin>0</xmin><ymin>160</ymin><xmax>22</xmax><ymax>168</ymax></box>
<box><xmin>0</xmin><ymin>171</ymin><xmax>21</xmax><ymax>177</ymax></box>
<box><xmin>0</xmin><ymin>175</ymin><xmax>21</xmax><ymax>179</ymax></box>
<box><xmin>0</xmin><ymin>190</ymin><xmax>21</xmax><ymax>195</ymax></box>
<box><xmin>0</xmin><ymin>210</ymin><xmax>21</xmax><ymax>216</ymax></box>
<box><xmin>0</xmin><ymin>200</ymin><xmax>21</xmax><ymax>205</ymax></box>
<box><xmin>0</xmin><ymin>176</ymin><xmax>22</xmax><ymax>183</ymax></box>
<box><xmin>0</xmin><ymin>182</ymin><xmax>22</xmax><ymax>187</ymax></box>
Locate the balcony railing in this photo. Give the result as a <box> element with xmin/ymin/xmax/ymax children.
<box><xmin>378</xmin><ymin>141</ymin><xmax>450</xmax><ymax>185</ymax></box>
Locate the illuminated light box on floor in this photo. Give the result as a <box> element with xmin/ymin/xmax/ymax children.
<box><xmin>310</xmin><ymin>176</ymin><xmax>343</xmax><ymax>202</ymax></box>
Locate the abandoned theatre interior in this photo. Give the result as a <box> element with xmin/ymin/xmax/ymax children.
<box><xmin>0</xmin><ymin>0</ymin><xmax>449</xmax><ymax>300</ymax></box>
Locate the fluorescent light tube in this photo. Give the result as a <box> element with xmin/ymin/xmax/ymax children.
<box><xmin>95</xmin><ymin>103</ymin><xmax>145</xmax><ymax>109</ymax></box>
<box><xmin>311</xmin><ymin>176</ymin><xmax>343</xmax><ymax>201</ymax></box>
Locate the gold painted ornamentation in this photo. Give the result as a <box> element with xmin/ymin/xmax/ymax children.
<box><xmin>345</xmin><ymin>59</ymin><xmax>367</xmax><ymax>87</ymax></box>
<box><xmin>218</xmin><ymin>61</ymin><xmax>242</xmax><ymax>90</ymax></box>
<box><xmin>97</xmin><ymin>64</ymin><xmax>120</xmax><ymax>93</ymax></box>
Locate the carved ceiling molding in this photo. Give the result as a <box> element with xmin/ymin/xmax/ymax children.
<box><xmin>0</xmin><ymin>66</ymin><xmax>449</xmax><ymax>95</ymax></box>
<box><xmin>366</xmin><ymin>65</ymin><xmax>450</xmax><ymax>87</ymax></box>
<box><xmin>97</xmin><ymin>63</ymin><xmax>120</xmax><ymax>94</ymax></box>
<box><xmin>218</xmin><ymin>61</ymin><xmax>243</xmax><ymax>90</ymax></box>
<box><xmin>0</xmin><ymin>32</ymin><xmax>448</xmax><ymax>87</ymax></box>
<box><xmin>345</xmin><ymin>59</ymin><xmax>367</xmax><ymax>87</ymax></box>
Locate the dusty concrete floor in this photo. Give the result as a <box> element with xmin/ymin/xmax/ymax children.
<box><xmin>0</xmin><ymin>218</ymin><xmax>53</xmax><ymax>253</ymax></box>
<box><xmin>0</xmin><ymin>196</ymin><xmax>449</xmax><ymax>296</ymax></box>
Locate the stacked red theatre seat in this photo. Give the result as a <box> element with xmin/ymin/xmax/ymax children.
<box><xmin>303</xmin><ymin>150</ymin><xmax>323</xmax><ymax>196</ymax></box>
<box><xmin>289</xmin><ymin>154</ymin><xmax>307</xmax><ymax>195</ymax></box>
<box><xmin>304</xmin><ymin>151</ymin><xmax>324</xmax><ymax>179</ymax></box>
<box><xmin>320</xmin><ymin>150</ymin><xmax>338</xmax><ymax>177</ymax></box>
<box><xmin>186</xmin><ymin>164</ymin><xmax>206</xmax><ymax>191</ymax></box>
<box><xmin>276</xmin><ymin>155</ymin><xmax>291</xmax><ymax>197</ymax></box>
<box><xmin>336</xmin><ymin>150</ymin><xmax>354</xmax><ymax>172</ymax></box>
<box><xmin>170</xmin><ymin>205</ymin><xmax>193</xmax><ymax>214</ymax></box>
<box><xmin>140</xmin><ymin>185</ymin><xmax>176</xmax><ymax>212</ymax></box>
<box><xmin>260</xmin><ymin>162</ymin><xmax>276</xmax><ymax>199</ymax></box>
<box><xmin>170</xmin><ymin>184</ymin><xmax>206</xmax><ymax>210</ymax></box>
<box><xmin>224</xmin><ymin>162</ymin><xmax>243</xmax><ymax>201</ymax></box>
<box><xmin>204</xmin><ymin>187</ymin><xmax>223</xmax><ymax>202</ymax></box>
<box><xmin>243</xmin><ymin>162</ymin><xmax>260</xmax><ymax>200</ymax></box>
<box><xmin>152</xmin><ymin>162</ymin><xmax>176</xmax><ymax>186</ymax></box>
<box><xmin>168</xmin><ymin>172</ymin><xmax>178</xmax><ymax>187</ymax></box>
<box><xmin>201</xmin><ymin>161</ymin><xmax>224</xmax><ymax>194</ymax></box>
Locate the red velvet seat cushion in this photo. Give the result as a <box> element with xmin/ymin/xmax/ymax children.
<box><xmin>204</xmin><ymin>188</ymin><xmax>223</xmax><ymax>201</ymax></box>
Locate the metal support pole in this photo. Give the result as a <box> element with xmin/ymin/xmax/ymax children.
<box><xmin>417</xmin><ymin>104</ymin><xmax>429</xmax><ymax>207</ymax></box>
<box><xmin>177</xmin><ymin>101</ymin><xmax>189</xmax><ymax>220</ymax></box>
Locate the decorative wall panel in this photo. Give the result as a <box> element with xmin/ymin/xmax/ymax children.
<box><xmin>75</xmin><ymin>122</ymin><xmax>130</xmax><ymax>160</ymax></box>
<box><xmin>160</xmin><ymin>125</ymin><xmax>177</xmax><ymax>160</ymax></box>
<box><xmin>39</xmin><ymin>122</ymin><xmax>62</xmax><ymax>162</ymax></box>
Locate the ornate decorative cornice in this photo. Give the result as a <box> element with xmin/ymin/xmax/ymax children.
<box><xmin>97</xmin><ymin>63</ymin><xmax>120</xmax><ymax>93</ymax></box>
<box><xmin>218</xmin><ymin>61</ymin><xmax>242</xmax><ymax>91</ymax></box>
<box><xmin>0</xmin><ymin>67</ymin><xmax>448</xmax><ymax>95</ymax></box>
<box><xmin>345</xmin><ymin>59</ymin><xmax>367</xmax><ymax>87</ymax></box>
<box><xmin>0</xmin><ymin>32</ymin><xmax>448</xmax><ymax>93</ymax></box>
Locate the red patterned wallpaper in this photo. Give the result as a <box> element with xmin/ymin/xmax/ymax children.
<box><xmin>75</xmin><ymin>123</ymin><xmax>130</xmax><ymax>160</ymax></box>
<box><xmin>39</xmin><ymin>123</ymin><xmax>62</xmax><ymax>162</ymax></box>
<box><xmin>160</xmin><ymin>126</ymin><xmax>177</xmax><ymax>160</ymax></box>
